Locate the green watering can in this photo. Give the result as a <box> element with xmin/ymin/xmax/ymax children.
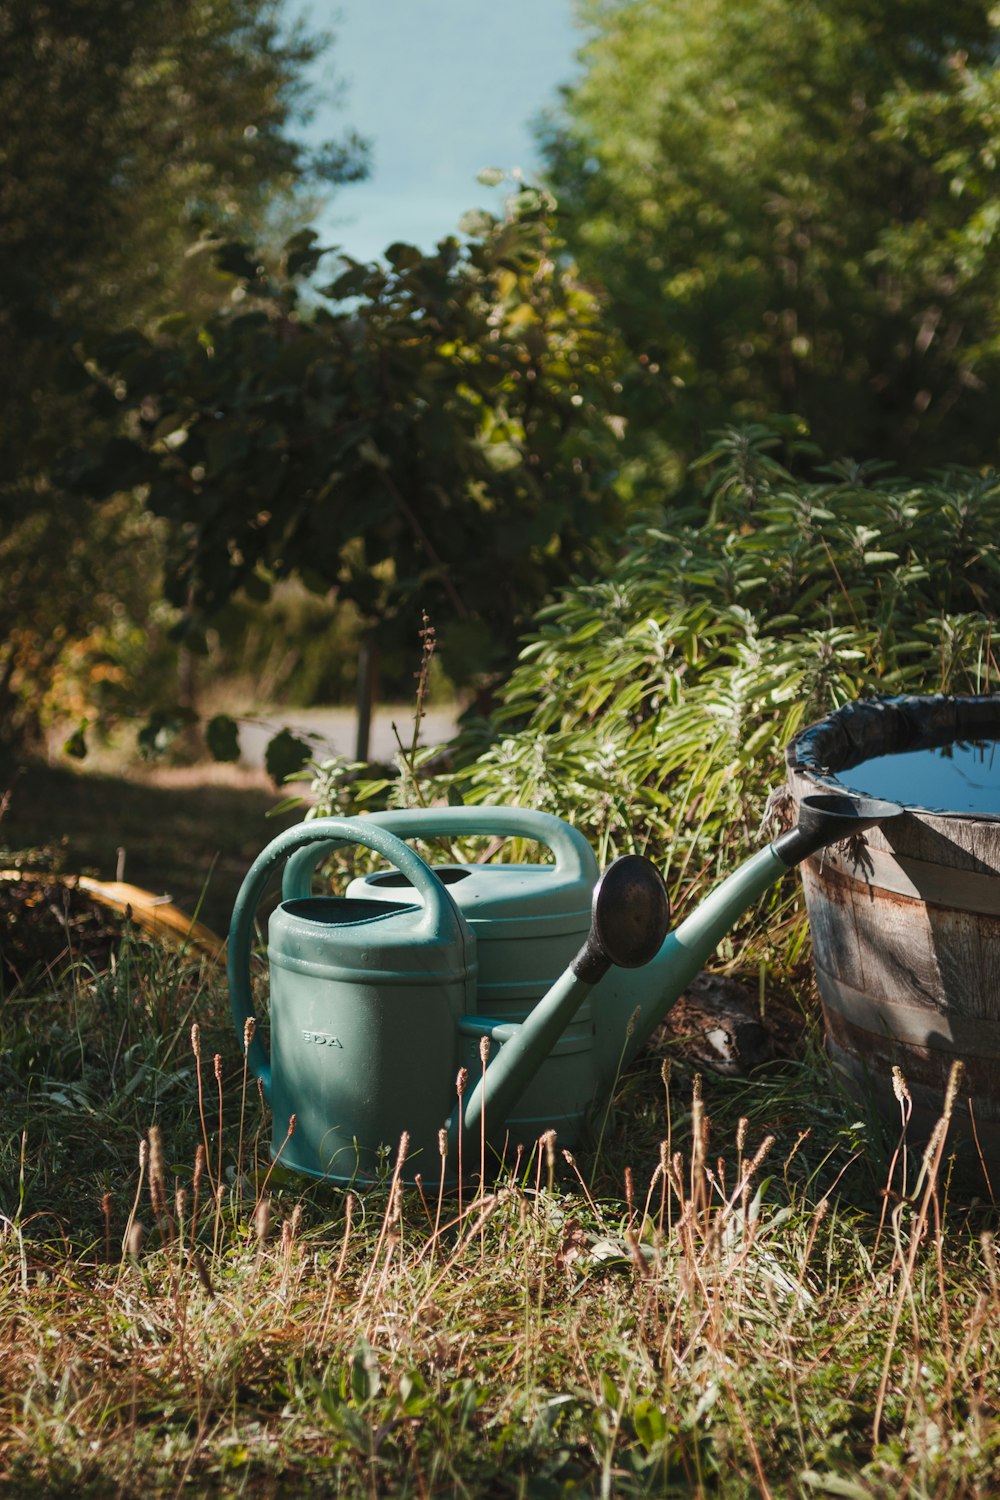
<box><xmin>228</xmin><ymin>814</ymin><xmax>669</xmax><ymax>1184</ymax></box>
<box><xmin>229</xmin><ymin>796</ymin><xmax>901</xmax><ymax>1185</ymax></box>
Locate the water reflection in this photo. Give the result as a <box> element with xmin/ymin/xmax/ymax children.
<box><xmin>836</xmin><ymin>738</ymin><xmax>1000</xmax><ymax>815</ymax></box>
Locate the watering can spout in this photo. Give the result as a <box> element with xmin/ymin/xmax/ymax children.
<box><xmin>771</xmin><ymin>792</ymin><xmax>903</xmax><ymax>867</ymax></box>
<box><xmin>589</xmin><ymin>790</ymin><xmax>904</xmax><ymax>1093</ymax></box>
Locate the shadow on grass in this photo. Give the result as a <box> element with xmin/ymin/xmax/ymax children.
<box><xmin>0</xmin><ymin>756</ymin><xmax>302</xmax><ymax>940</ymax></box>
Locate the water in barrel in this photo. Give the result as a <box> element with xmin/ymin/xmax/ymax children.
<box><xmin>834</xmin><ymin>737</ymin><xmax>1000</xmax><ymax>815</ymax></box>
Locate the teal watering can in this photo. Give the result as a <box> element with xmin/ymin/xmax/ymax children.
<box><xmin>228</xmin><ymin>814</ymin><xmax>669</xmax><ymax>1184</ymax></box>
<box><xmin>230</xmin><ymin>795</ymin><xmax>901</xmax><ymax>1185</ymax></box>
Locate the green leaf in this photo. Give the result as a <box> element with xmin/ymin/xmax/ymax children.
<box><xmin>600</xmin><ymin>1371</ymin><xmax>619</xmax><ymax>1409</ymax></box>
<box><xmin>350</xmin><ymin>1338</ymin><xmax>381</xmax><ymax>1404</ymax></box>
<box><xmin>264</xmin><ymin>729</ymin><xmax>312</xmax><ymax>784</ymax></box>
<box><xmin>284</xmin><ymin>228</ymin><xmax>326</xmax><ymax>279</ymax></box>
<box><xmin>63</xmin><ymin>722</ymin><xmax>89</xmax><ymax>760</ymax></box>
<box><xmin>631</xmin><ymin>1397</ymin><xmax>667</xmax><ymax>1452</ymax></box>
<box><xmin>205</xmin><ymin>714</ymin><xmax>240</xmax><ymax>763</ymax></box>
<box><xmin>384</xmin><ymin>241</ymin><xmax>422</xmax><ymax>270</ymax></box>
<box><xmin>458</xmin><ymin>208</ymin><xmax>495</xmax><ymax>238</ymax></box>
<box><xmin>398</xmin><ymin>1370</ymin><xmax>427</xmax><ymax>1416</ymax></box>
<box><xmin>319</xmin><ymin>263</ymin><xmax>375</xmax><ymax>299</ymax></box>
<box><xmin>800</xmin><ymin>1471</ymin><xmax>876</xmax><ymax>1499</ymax></box>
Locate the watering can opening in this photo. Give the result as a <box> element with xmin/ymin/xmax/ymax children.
<box><xmin>773</xmin><ymin>790</ymin><xmax>903</xmax><ymax>865</ymax></box>
<box><xmin>281</xmin><ymin>896</ymin><xmax>419</xmax><ymax>927</ymax></box>
<box><xmin>365</xmin><ymin>867</ymin><xmax>472</xmax><ymax>889</ymax></box>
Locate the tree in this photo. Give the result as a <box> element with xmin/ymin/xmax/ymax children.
<box><xmin>78</xmin><ymin>189</ymin><xmax>629</xmax><ymax>752</ymax></box>
<box><xmin>542</xmin><ymin>0</ymin><xmax>1000</xmax><ymax>475</ymax></box>
<box><xmin>0</xmin><ymin>0</ymin><xmax>366</xmax><ymax>748</ymax></box>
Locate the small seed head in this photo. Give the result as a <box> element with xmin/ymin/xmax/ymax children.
<box><xmin>891</xmin><ymin>1066</ymin><xmax>911</xmax><ymax>1105</ymax></box>
<box><xmin>387</xmin><ymin>1178</ymin><xmax>403</xmax><ymax>1228</ymax></box>
<box><xmin>921</xmin><ymin>1116</ymin><xmax>948</xmax><ymax>1171</ymax></box>
<box><xmin>542</xmin><ymin>1129</ymin><xmax>557</xmax><ymax>1172</ymax></box>
<box><xmin>254</xmin><ymin>1198</ymin><xmax>272</xmax><ymax>1242</ymax></box>
<box><xmin>148</xmin><ymin>1126</ymin><xmax>166</xmax><ymax>1217</ymax></box>
<box><xmin>746</xmin><ymin>1133</ymin><xmax>776</xmax><ymax>1178</ymax></box>
<box><xmin>125</xmin><ymin>1220</ymin><xmax>146</xmax><ymax>1259</ymax></box>
<box><xmin>943</xmin><ymin>1059</ymin><xmax>964</xmax><ymax>1117</ymax></box>
<box><xmin>455</xmin><ymin>1067</ymin><xmax>469</xmax><ymax>1099</ymax></box>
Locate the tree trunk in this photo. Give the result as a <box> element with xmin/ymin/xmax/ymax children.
<box><xmin>355</xmin><ymin>634</ymin><xmax>380</xmax><ymax>763</ymax></box>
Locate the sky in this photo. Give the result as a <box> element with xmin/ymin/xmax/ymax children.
<box><xmin>289</xmin><ymin>1</ymin><xmax>582</xmax><ymax>263</ymax></box>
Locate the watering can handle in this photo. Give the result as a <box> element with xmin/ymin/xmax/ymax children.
<box><xmin>281</xmin><ymin>805</ymin><xmax>599</xmax><ymax>901</ymax></box>
<box><xmin>228</xmin><ymin>816</ymin><xmax>462</xmax><ymax>1099</ymax></box>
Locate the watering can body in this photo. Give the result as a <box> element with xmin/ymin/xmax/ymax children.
<box><xmin>229</xmin><ymin>819</ymin><xmax>476</xmax><ymax>1184</ymax></box>
<box><xmin>282</xmin><ymin>807</ymin><xmax>604</xmax><ymax>1147</ymax></box>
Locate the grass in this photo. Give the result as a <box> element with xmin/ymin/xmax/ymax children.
<box><xmin>1</xmin><ymin>738</ymin><xmax>998</xmax><ymax>1496</ymax></box>
<box><xmin>1</xmin><ymin>915</ymin><xmax>998</xmax><ymax>1498</ymax></box>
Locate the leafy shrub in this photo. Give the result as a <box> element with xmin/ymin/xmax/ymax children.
<box><xmin>426</xmin><ymin>427</ymin><xmax>999</xmax><ymax>903</ymax></box>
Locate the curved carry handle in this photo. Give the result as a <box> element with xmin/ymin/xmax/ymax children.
<box><xmin>281</xmin><ymin>805</ymin><xmax>600</xmax><ymax>902</ymax></box>
<box><xmin>228</xmin><ymin>816</ymin><xmax>466</xmax><ymax>1099</ymax></box>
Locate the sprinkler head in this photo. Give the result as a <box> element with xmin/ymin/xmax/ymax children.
<box><xmin>573</xmin><ymin>854</ymin><xmax>670</xmax><ymax>984</ymax></box>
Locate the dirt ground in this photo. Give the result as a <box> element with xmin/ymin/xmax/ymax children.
<box><xmin>1</xmin><ymin>702</ymin><xmax>462</xmax><ymax>945</ymax></box>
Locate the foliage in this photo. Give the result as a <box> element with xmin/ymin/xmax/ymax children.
<box><xmin>81</xmin><ymin>188</ymin><xmax>630</xmax><ymax>703</ymax></box>
<box><xmin>543</xmin><ymin>0</ymin><xmax>1000</xmax><ymax>476</ymax></box>
<box><xmin>202</xmin><ymin>581</ymin><xmax>373</xmax><ymax>709</ymax></box>
<box><xmin>0</xmin><ymin>924</ymin><xmax>998</xmax><ymax>1496</ymax></box>
<box><xmin>0</xmin><ymin>0</ymin><xmax>366</xmax><ymax>748</ymax></box>
<box><xmin>403</xmin><ymin>427</ymin><xmax>1000</xmax><ymax>911</ymax></box>
<box><xmin>0</xmin><ymin>495</ymin><xmax>175</xmax><ymax>751</ymax></box>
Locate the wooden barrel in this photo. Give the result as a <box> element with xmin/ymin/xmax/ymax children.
<box><xmin>786</xmin><ymin>693</ymin><xmax>1000</xmax><ymax>1186</ymax></box>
